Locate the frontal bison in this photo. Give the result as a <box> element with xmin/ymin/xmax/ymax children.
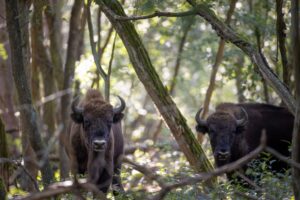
<box><xmin>195</xmin><ymin>103</ymin><xmax>294</xmax><ymax>178</ymax></box>
<box><xmin>67</xmin><ymin>89</ymin><xmax>125</xmax><ymax>194</ymax></box>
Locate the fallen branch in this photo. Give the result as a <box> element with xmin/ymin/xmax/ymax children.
<box><xmin>123</xmin><ymin>157</ymin><xmax>166</xmax><ymax>188</ymax></box>
<box><xmin>15</xmin><ymin>179</ymin><xmax>107</xmax><ymax>200</ymax></box>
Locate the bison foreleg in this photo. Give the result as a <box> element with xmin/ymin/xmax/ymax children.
<box><xmin>112</xmin><ymin>155</ymin><xmax>124</xmax><ymax>195</ymax></box>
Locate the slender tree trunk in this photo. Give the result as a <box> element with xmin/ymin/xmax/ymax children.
<box><xmin>291</xmin><ymin>0</ymin><xmax>300</xmax><ymax>198</ymax></box>
<box><xmin>186</xmin><ymin>0</ymin><xmax>296</xmax><ymax>114</ymax></box>
<box><xmin>201</xmin><ymin>0</ymin><xmax>237</xmax><ymax>118</ymax></box>
<box><xmin>234</xmin><ymin>56</ymin><xmax>246</xmax><ymax>103</ymax></box>
<box><xmin>0</xmin><ymin>0</ymin><xmax>19</xmax><ymax>135</ymax></box>
<box><xmin>60</xmin><ymin>0</ymin><xmax>84</xmax><ymax>179</ymax></box>
<box><xmin>16</xmin><ymin>0</ymin><xmax>40</xmax><ymax>192</ymax></box>
<box><xmin>31</xmin><ymin>0</ymin><xmax>56</xmax><ymax>139</ymax></box>
<box><xmin>98</xmin><ymin>0</ymin><xmax>213</xmax><ymax>175</ymax></box>
<box><xmin>0</xmin><ymin>118</ymin><xmax>8</xmax><ymax>196</ymax></box>
<box><xmin>5</xmin><ymin>0</ymin><xmax>54</xmax><ymax>187</ymax></box>
<box><xmin>45</xmin><ymin>0</ymin><xmax>64</xmax><ymax>91</ymax></box>
<box><xmin>198</xmin><ymin>0</ymin><xmax>237</xmax><ymax>143</ymax></box>
<box><xmin>152</xmin><ymin>20</ymin><xmax>193</xmax><ymax>143</ymax></box>
<box><xmin>276</xmin><ymin>0</ymin><xmax>290</xmax><ymax>88</ymax></box>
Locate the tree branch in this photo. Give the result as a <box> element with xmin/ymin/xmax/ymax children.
<box><xmin>123</xmin><ymin>157</ymin><xmax>166</xmax><ymax>188</ymax></box>
<box><xmin>113</xmin><ymin>9</ymin><xmax>198</xmax><ymax>21</ymax></box>
<box><xmin>186</xmin><ymin>0</ymin><xmax>296</xmax><ymax>114</ymax></box>
<box><xmin>151</xmin><ymin>135</ymin><xmax>266</xmax><ymax>200</ymax></box>
<box><xmin>98</xmin><ymin>0</ymin><xmax>214</xmax><ymax>176</ymax></box>
<box><xmin>86</xmin><ymin>0</ymin><xmax>107</xmax><ymax>79</ymax></box>
<box><xmin>15</xmin><ymin>179</ymin><xmax>107</xmax><ymax>200</ymax></box>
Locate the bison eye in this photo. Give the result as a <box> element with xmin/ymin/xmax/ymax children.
<box><xmin>83</xmin><ymin>119</ymin><xmax>91</xmax><ymax>128</ymax></box>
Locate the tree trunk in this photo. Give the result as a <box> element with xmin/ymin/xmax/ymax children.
<box><xmin>186</xmin><ymin>0</ymin><xmax>296</xmax><ymax>114</ymax></box>
<box><xmin>5</xmin><ymin>0</ymin><xmax>54</xmax><ymax>187</ymax></box>
<box><xmin>45</xmin><ymin>0</ymin><xmax>64</xmax><ymax>91</ymax></box>
<box><xmin>31</xmin><ymin>0</ymin><xmax>56</xmax><ymax>139</ymax></box>
<box><xmin>291</xmin><ymin>0</ymin><xmax>300</xmax><ymax>198</ymax></box>
<box><xmin>276</xmin><ymin>0</ymin><xmax>290</xmax><ymax>88</ymax></box>
<box><xmin>60</xmin><ymin>0</ymin><xmax>84</xmax><ymax>179</ymax></box>
<box><xmin>234</xmin><ymin>56</ymin><xmax>246</xmax><ymax>103</ymax></box>
<box><xmin>0</xmin><ymin>118</ymin><xmax>9</xmax><ymax>196</ymax></box>
<box><xmin>0</xmin><ymin>0</ymin><xmax>19</xmax><ymax>135</ymax></box>
<box><xmin>98</xmin><ymin>0</ymin><xmax>214</xmax><ymax>175</ymax></box>
<box><xmin>17</xmin><ymin>0</ymin><xmax>40</xmax><ymax>192</ymax></box>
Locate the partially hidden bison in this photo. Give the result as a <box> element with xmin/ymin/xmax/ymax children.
<box><xmin>67</xmin><ymin>89</ymin><xmax>125</xmax><ymax>194</ymax></box>
<box><xmin>195</xmin><ymin>103</ymin><xmax>294</xmax><ymax>180</ymax></box>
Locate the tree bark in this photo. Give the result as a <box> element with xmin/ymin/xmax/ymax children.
<box><xmin>0</xmin><ymin>0</ymin><xmax>19</xmax><ymax>135</ymax></box>
<box><xmin>60</xmin><ymin>0</ymin><xmax>84</xmax><ymax>179</ymax></box>
<box><xmin>45</xmin><ymin>0</ymin><xmax>64</xmax><ymax>91</ymax></box>
<box><xmin>98</xmin><ymin>0</ymin><xmax>214</xmax><ymax>174</ymax></box>
<box><xmin>16</xmin><ymin>0</ymin><xmax>40</xmax><ymax>192</ymax></box>
<box><xmin>276</xmin><ymin>0</ymin><xmax>290</xmax><ymax>88</ymax></box>
<box><xmin>5</xmin><ymin>0</ymin><xmax>54</xmax><ymax>186</ymax></box>
<box><xmin>186</xmin><ymin>0</ymin><xmax>296</xmax><ymax>114</ymax></box>
<box><xmin>31</xmin><ymin>0</ymin><xmax>56</xmax><ymax>139</ymax></box>
<box><xmin>291</xmin><ymin>0</ymin><xmax>300</xmax><ymax>198</ymax></box>
<box><xmin>0</xmin><ymin>118</ymin><xmax>9</xmax><ymax>195</ymax></box>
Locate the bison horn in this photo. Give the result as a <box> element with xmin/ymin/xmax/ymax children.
<box><xmin>71</xmin><ymin>96</ymin><xmax>83</xmax><ymax>114</ymax></box>
<box><xmin>236</xmin><ymin>107</ymin><xmax>248</xmax><ymax>126</ymax></box>
<box><xmin>195</xmin><ymin>108</ymin><xmax>207</xmax><ymax>126</ymax></box>
<box><xmin>113</xmin><ymin>96</ymin><xmax>126</xmax><ymax>114</ymax></box>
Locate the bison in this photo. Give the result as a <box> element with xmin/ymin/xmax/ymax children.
<box><xmin>67</xmin><ymin>89</ymin><xmax>125</xmax><ymax>194</ymax></box>
<box><xmin>195</xmin><ymin>103</ymin><xmax>294</xmax><ymax>179</ymax></box>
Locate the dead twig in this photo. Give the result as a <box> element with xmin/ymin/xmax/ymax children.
<box><xmin>265</xmin><ymin>146</ymin><xmax>300</xmax><ymax>170</ymax></box>
<box><xmin>123</xmin><ymin>157</ymin><xmax>166</xmax><ymax>188</ymax></box>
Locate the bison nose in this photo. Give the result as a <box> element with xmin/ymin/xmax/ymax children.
<box><xmin>92</xmin><ymin>139</ymin><xmax>106</xmax><ymax>151</ymax></box>
<box><xmin>217</xmin><ymin>149</ymin><xmax>230</xmax><ymax>160</ymax></box>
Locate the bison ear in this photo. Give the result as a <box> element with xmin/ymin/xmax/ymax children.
<box><xmin>195</xmin><ymin>124</ymin><xmax>208</xmax><ymax>134</ymax></box>
<box><xmin>70</xmin><ymin>112</ymin><xmax>83</xmax><ymax>124</ymax></box>
<box><xmin>113</xmin><ymin>113</ymin><xmax>124</xmax><ymax>123</ymax></box>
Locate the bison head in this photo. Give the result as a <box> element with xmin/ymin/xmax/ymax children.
<box><xmin>71</xmin><ymin>96</ymin><xmax>125</xmax><ymax>152</ymax></box>
<box><xmin>195</xmin><ymin>108</ymin><xmax>248</xmax><ymax>166</ymax></box>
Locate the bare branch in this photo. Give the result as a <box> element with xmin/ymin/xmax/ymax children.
<box><xmin>265</xmin><ymin>147</ymin><xmax>300</xmax><ymax>170</ymax></box>
<box><xmin>123</xmin><ymin>157</ymin><xmax>166</xmax><ymax>188</ymax></box>
<box><xmin>186</xmin><ymin>0</ymin><xmax>296</xmax><ymax>114</ymax></box>
<box><xmin>151</xmin><ymin>134</ymin><xmax>267</xmax><ymax>200</ymax></box>
<box><xmin>113</xmin><ymin>9</ymin><xmax>198</xmax><ymax>21</ymax></box>
<box><xmin>86</xmin><ymin>0</ymin><xmax>107</xmax><ymax>78</ymax></box>
<box><xmin>15</xmin><ymin>179</ymin><xmax>107</xmax><ymax>200</ymax></box>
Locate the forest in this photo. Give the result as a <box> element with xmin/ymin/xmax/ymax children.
<box><xmin>0</xmin><ymin>0</ymin><xmax>299</xmax><ymax>199</ymax></box>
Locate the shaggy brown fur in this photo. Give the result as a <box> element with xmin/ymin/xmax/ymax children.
<box><xmin>67</xmin><ymin>89</ymin><xmax>125</xmax><ymax>194</ymax></box>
